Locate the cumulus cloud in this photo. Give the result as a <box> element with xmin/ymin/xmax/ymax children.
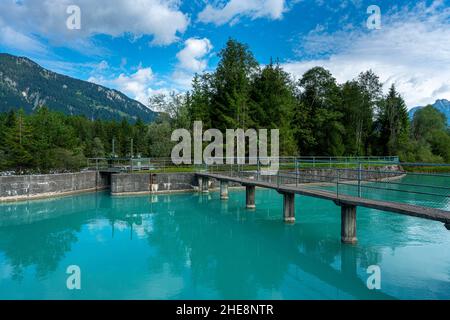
<box><xmin>170</xmin><ymin>37</ymin><xmax>213</xmax><ymax>89</ymax></box>
<box><xmin>89</xmin><ymin>37</ymin><xmax>214</xmax><ymax>104</ymax></box>
<box><xmin>198</xmin><ymin>0</ymin><xmax>287</xmax><ymax>25</ymax></box>
<box><xmin>176</xmin><ymin>38</ymin><xmax>213</xmax><ymax>73</ymax></box>
<box><xmin>283</xmin><ymin>1</ymin><xmax>450</xmax><ymax>108</ymax></box>
<box><xmin>0</xmin><ymin>0</ymin><xmax>189</xmax><ymax>47</ymax></box>
<box><xmin>89</xmin><ymin>67</ymin><xmax>155</xmax><ymax>104</ymax></box>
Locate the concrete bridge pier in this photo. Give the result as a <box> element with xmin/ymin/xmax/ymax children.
<box><xmin>340</xmin><ymin>204</ymin><xmax>357</xmax><ymax>244</ymax></box>
<box><xmin>197</xmin><ymin>176</ymin><xmax>209</xmax><ymax>193</ymax></box>
<box><xmin>282</xmin><ymin>192</ymin><xmax>296</xmax><ymax>224</ymax></box>
<box><xmin>220</xmin><ymin>180</ymin><xmax>229</xmax><ymax>200</ymax></box>
<box><xmin>202</xmin><ymin>177</ymin><xmax>209</xmax><ymax>193</ymax></box>
<box><xmin>197</xmin><ymin>176</ymin><xmax>203</xmax><ymax>193</ymax></box>
<box><xmin>245</xmin><ymin>185</ymin><xmax>256</xmax><ymax>209</ymax></box>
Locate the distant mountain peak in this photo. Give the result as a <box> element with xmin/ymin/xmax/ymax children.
<box><xmin>409</xmin><ymin>99</ymin><xmax>450</xmax><ymax>126</ymax></box>
<box><xmin>0</xmin><ymin>53</ymin><xmax>156</xmax><ymax>122</ymax></box>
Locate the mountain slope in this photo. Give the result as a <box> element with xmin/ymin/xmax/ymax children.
<box><xmin>0</xmin><ymin>53</ymin><xmax>156</xmax><ymax>122</ymax></box>
<box><xmin>409</xmin><ymin>99</ymin><xmax>450</xmax><ymax>126</ymax></box>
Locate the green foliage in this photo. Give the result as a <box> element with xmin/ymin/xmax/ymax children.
<box><xmin>374</xmin><ymin>85</ymin><xmax>410</xmax><ymax>156</ymax></box>
<box><xmin>209</xmin><ymin>39</ymin><xmax>259</xmax><ymax>130</ymax></box>
<box><xmin>0</xmin><ymin>108</ymin><xmax>153</xmax><ymax>173</ymax></box>
<box><xmin>411</xmin><ymin>106</ymin><xmax>450</xmax><ymax>162</ymax></box>
<box><xmin>295</xmin><ymin>67</ymin><xmax>344</xmax><ymax>156</ymax></box>
<box><xmin>250</xmin><ymin>61</ymin><xmax>297</xmax><ymax>155</ymax></box>
<box><xmin>1</xmin><ymin>39</ymin><xmax>449</xmax><ymax>173</ymax></box>
<box><xmin>340</xmin><ymin>71</ymin><xmax>382</xmax><ymax>156</ymax></box>
<box><xmin>146</xmin><ymin>39</ymin><xmax>449</xmax><ymax>164</ymax></box>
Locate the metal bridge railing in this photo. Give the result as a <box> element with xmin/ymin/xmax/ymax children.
<box><xmin>210</xmin><ymin>160</ymin><xmax>450</xmax><ymax>211</ymax></box>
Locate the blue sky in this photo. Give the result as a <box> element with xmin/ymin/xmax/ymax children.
<box><xmin>0</xmin><ymin>0</ymin><xmax>449</xmax><ymax>108</ymax></box>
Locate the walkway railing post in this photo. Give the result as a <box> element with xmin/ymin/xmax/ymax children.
<box><xmin>257</xmin><ymin>158</ymin><xmax>260</xmax><ymax>181</ymax></box>
<box><xmin>358</xmin><ymin>162</ymin><xmax>362</xmax><ymax>198</ymax></box>
<box><xmin>336</xmin><ymin>169</ymin><xmax>340</xmax><ymax>198</ymax></box>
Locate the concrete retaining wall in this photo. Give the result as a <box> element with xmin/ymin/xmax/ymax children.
<box><xmin>110</xmin><ymin>172</ymin><xmax>246</xmax><ymax>195</ymax></box>
<box><xmin>0</xmin><ymin>165</ymin><xmax>404</xmax><ymax>200</ymax></box>
<box><xmin>245</xmin><ymin>165</ymin><xmax>403</xmax><ymax>184</ymax></box>
<box><xmin>111</xmin><ymin>173</ymin><xmax>210</xmax><ymax>195</ymax></box>
<box><xmin>0</xmin><ymin>171</ymin><xmax>108</xmax><ymax>202</ymax></box>
<box><xmin>110</xmin><ymin>166</ymin><xmax>403</xmax><ymax>195</ymax></box>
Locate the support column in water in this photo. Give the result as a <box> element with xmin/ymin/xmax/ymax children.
<box><xmin>341</xmin><ymin>204</ymin><xmax>357</xmax><ymax>244</ymax></box>
<box><xmin>197</xmin><ymin>176</ymin><xmax>203</xmax><ymax>193</ymax></box>
<box><xmin>202</xmin><ymin>177</ymin><xmax>209</xmax><ymax>193</ymax></box>
<box><xmin>220</xmin><ymin>180</ymin><xmax>229</xmax><ymax>200</ymax></box>
<box><xmin>245</xmin><ymin>185</ymin><xmax>256</xmax><ymax>209</ymax></box>
<box><xmin>283</xmin><ymin>192</ymin><xmax>295</xmax><ymax>224</ymax></box>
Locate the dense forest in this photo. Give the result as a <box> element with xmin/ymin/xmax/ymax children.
<box><xmin>0</xmin><ymin>39</ymin><xmax>449</xmax><ymax>173</ymax></box>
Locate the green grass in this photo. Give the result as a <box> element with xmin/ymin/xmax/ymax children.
<box><xmin>402</xmin><ymin>166</ymin><xmax>450</xmax><ymax>173</ymax></box>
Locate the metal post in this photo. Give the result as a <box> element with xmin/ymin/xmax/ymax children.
<box><xmin>130</xmin><ymin>139</ymin><xmax>134</xmax><ymax>159</ymax></box>
<box><xmin>358</xmin><ymin>162</ymin><xmax>362</xmax><ymax>197</ymax></box>
<box><xmin>112</xmin><ymin>138</ymin><xmax>115</xmax><ymax>158</ymax></box>
<box><xmin>257</xmin><ymin>158</ymin><xmax>260</xmax><ymax>181</ymax></box>
<box><xmin>337</xmin><ymin>169</ymin><xmax>340</xmax><ymax>198</ymax></box>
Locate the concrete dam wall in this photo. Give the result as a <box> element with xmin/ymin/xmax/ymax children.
<box><xmin>0</xmin><ymin>171</ymin><xmax>109</xmax><ymax>202</ymax></box>
<box><xmin>0</xmin><ymin>165</ymin><xmax>403</xmax><ymax>201</ymax></box>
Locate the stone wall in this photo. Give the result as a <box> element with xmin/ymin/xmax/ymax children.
<box><xmin>0</xmin><ymin>171</ymin><xmax>108</xmax><ymax>201</ymax></box>
<box><xmin>244</xmin><ymin>165</ymin><xmax>403</xmax><ymax>185</ymax></box>
<box><xmin>111</xmin><ymin>173</ymin><xmax>208</xmax><ymax>195</ymax></box>
<box><xmin>0</xmin><ymin>165</ymin><xmax>404</xmax><ymax>201</ymax></box>
<box><xmin>110</xmin><ymin>172</ymin><xmax>246</xmax><ymax>195</ymax></box>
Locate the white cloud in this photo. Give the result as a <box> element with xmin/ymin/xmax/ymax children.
<box><xmin>169</xmin><ymin>37</ymin><xmax>214</xmax><ymax>89</ymax></box>
<box><xmin>176</xmin><ymin>38</ymin><xmax>213</xmax><ymax>73</ymax></box>
<box><xmin>89</xmin><ymin>37</ymin><xmax>214</xmax><ymax>104</ymax></box>
<box><xmin>0</xmin><ymin>0</ymin><xmax>189</xmax><ymax>47</ymax></box>
<box><xmin>198</xmin><ymin>0</ymin><xmax>287</xmax><ymax>25</ymax></box>
<box><xmin>0</xmin><ymin>23</ymin><xmax>47</xmax><ymax>54</ymax></box>
<box><xmin>89</xmin><ymin>67</ymin><xmax>155</xmax><ymax>104</ymax></box>
<box><xmin>283</xmin><ymin>1</ymin><xmax>450</xmax><ymax>108</ymax></box>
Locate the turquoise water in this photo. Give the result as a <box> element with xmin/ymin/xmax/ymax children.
<box><xmin>0</xmin><ymin>175</ymin><xmax>449</xmax><ymax>300</ymax></box>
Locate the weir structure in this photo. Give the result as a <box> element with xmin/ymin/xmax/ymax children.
<box><xmin>196</xmin><ymin>160</ymin><xmax>450</xmax><ymax>245</ymax></box>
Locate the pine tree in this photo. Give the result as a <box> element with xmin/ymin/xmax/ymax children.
<box><xmin>250</xmin><ymin>61</ymin><xmax>297</xmax><ymax>155</ymax></box>
<box><xmin>296</xmin><ymin>67</ymin><xmax>344</xmax><ymax>156</ymax></box>
<box><xmin>375</xmin><ymin>85</ymin><xmax>409</xmax><ymax>156</ymax></box>
<box><xmin>210</xmin><ymin>39</ymin><xmax>259</xmax><ymax>130</ymax></box>
<box><xmin>4</xmin><ymin>109</ymin><xmax>34</xmax><ymax>170</ymax></box>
